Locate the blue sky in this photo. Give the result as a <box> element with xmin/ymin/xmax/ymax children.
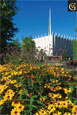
<box><xmin>13</xmin><ymin>0</ymin><xmax>76</xmax><ymax>43</ymax></box>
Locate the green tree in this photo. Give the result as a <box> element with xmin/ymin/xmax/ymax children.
<box><xmin>75</xmin><ymin>14</ymin><xmax>77</xmax><ymax>38</ymax></box>
<box><xmin>22</xmin><ymin>36</ymin><xmax>35</xmax><ymax>53</ymax></box>
<box><xmin>21</xmin><ymin>36</ymin><xmax>36</xmax><ymax>61</ymax></box>
<box><xmin>72</xmin><ymin>40</ymin><xmax>77</xmax><ymax>60</ymax></box>
<box><xmin>72</xmin><ymin>14</ymin><xmax>77</xmax><ymax>60</ymax></box>
<box><xmin>7</xmin><ymin>39</ymin><xmax>20</xmax><ymax>50</ymax></box>
<box><xmin>0</xmin><ymin>0</ymin><xmax>18</xmax><ymax>54</ymax></box>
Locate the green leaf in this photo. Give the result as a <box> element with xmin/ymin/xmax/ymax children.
<box><xmin>32</xmin><ymin>105</ymin><xmax>37</xmax><ymax>108</ymax></box>
<box><xmin>23</xmin><ymin>88</ymin><xmax>29</xmax><ymax>96</ymax></box>
<box><xmin>25</xmin><ymin>99</ymin><xmax>30</xmax><ymax>101</ymax></box>
<box><xmin>18</xmin><ymin>94</ymin><xmax>23</xmax><ymax>100</ymax></box>
<box><xmin>37</xmin><ymin>100</ymin><xmax>44</xmax><ymax>105</ymax></box>
<box><xmin>0</xmin><ymin>106</ymin><xmax>3</xmax><ymax>111</ymax></box>
<box><xmin>74</xmin><ymin>100</ymin><xmax>77</xmax><ymax>105</ymax></box>
<box><xmin>32</xmin><ymin>95</ymin><xmax>38</xmax><ymax>98</ymax></box>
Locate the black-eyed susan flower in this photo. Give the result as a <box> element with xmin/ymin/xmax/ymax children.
<box><xmin>55</xmin><ymin>101</ymin><xmax>62</xmax><ymax>109</ymax></box>
<box><xmin>38</xmin><ymin>109</ymin><xmax>47</xmax><ymax>115</ymax></box>
<box><xmin>47</xmin><ymin>104</ymin><xmax>56</xmax><ymax>113</ymax></box>
<box><xmin>11</xmin><ymin>108</ymin><xmax>20</xmax><ymax>115</ymax></box>
<box><xmin>0</xmin><ymin>99</ymin><xmax>5</xmax><ymax>105</ymax></box>
<box><xmin>72</xmin><ymin>105</ymin><xmax>77</xmax><ymax>115</ymax></box>
<box><xmin>62</xmin><ymin>101</ymin><xmax>68</xmax><ymax>108</ymax></box>
<box><xmin>15</xmin><ymin>104</ymin><xmax>24</xmax><ymax>112</ymax></box>
<box><xmin>35</xmin><ymin>112</ymin><xmax>39</xmax><ymax>115</ymax></box>
<box><xmin>0</xmin><ymin>87</ymin><xmax>4</xmax><ymax>94</ymax></box>
<box><xmin>49</xmin><ymin>87</ymin><xmax>56</xmax><ymax>92</ymax></box>
<box><xmin>10</xmin><ymin>80</ymin><xmax>17</xmax><ymax>84</ymax></box>
<box><xmin>40</xmin><ymin>97</ymin><xmax>46</xmax><ymax>102</ymax></box>
<box><xmin>48</xmin><ymin>93</ymin><xmax>54</xmax><ymax>98</ymax></box>
<box><xmin>3</xmin><ymin>94</ymin><xmax>13</xmax><ymax>101</ymax></box>
<box><xmin>63</xmin><ymin>88</ymin><xmax>71</xmax><ymax>94</ymax></box>
<box><xmin>5</xmin><ymin>89</ymin><xmax>15</xmax><ymax>97</ymax></box>
<box><xmin>14</xmin><ymin>84</ymin><xmax>21</xmax><ymax>88</ymax></box>
<box><xmin>11</xmin><ymin>101</ymin><xmax>21</xmax><ymax>107</ymax></box>
<box><xmin>63</xmin><ymin>112</ymin><xmax>71</xmax><ymax>115</ymax></box>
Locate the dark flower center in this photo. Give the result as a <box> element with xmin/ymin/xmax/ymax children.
<box><xmin>15</xmin><ymin>111</ymin><xmax>17</xmax><ymax>114</ymax></box>
<box><xmin>15</xmin><ymin>101</ymin><xmax>18</xmax><ymax>104</ymax></box>
<box><xmin>19</xmin><ymin>106</ymin><xmax>21</xmax><ymax>108</ymax></box>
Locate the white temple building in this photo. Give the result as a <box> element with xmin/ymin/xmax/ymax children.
<box><xmin>33</xmin><ymin>8</ymin><xmax>73</xmax><ymax>57</ymax></box>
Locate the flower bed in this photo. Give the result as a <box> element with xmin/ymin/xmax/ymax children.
<box><xmin>0</xmin><ymin>62</ymin><xmax>77</xmax><ymax>115</ymax></box>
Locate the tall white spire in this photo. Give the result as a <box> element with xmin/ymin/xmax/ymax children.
<box><xmin>48</xmin><ymin>8</ymin><xmax>51</xmax><ymax>35</ymax></box>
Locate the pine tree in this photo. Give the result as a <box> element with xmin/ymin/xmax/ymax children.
<box><xmin>0</xmin><ymin>0</ymin><xmax>18</xmax><ymax>54</ymax></box>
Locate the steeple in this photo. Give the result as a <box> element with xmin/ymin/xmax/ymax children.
<box><xmin>48</xmin><ymin>8</ymin><xmax>51</xmax><ymax>35</ymax></box>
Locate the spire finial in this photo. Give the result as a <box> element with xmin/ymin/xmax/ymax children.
<box><xmin>48</xmin><ymin>8</ymin><xmax>51</xmax><ymax>35</ymax></box>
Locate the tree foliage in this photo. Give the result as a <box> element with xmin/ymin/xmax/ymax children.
<box><xmin>21</xmin><ymin>36</ymin><xmax>36</xmax><ymax>63</ymax></box>
<box><xmin>0</xmin><ymin>0</ymin><xmax>18</xmax><ymax>53</ymax></box>
<box><xmin>72</xmin><ymin>40</ymin><xmax>77</xmax><ymax>60</ymax></box>
<box><xmin>7</xmin><ymin>39</ymin><xmax>20</xmax><ymax>50</ymax></box>
<box><xmin>22</xmin><ymin>36</ymin><xmax>35</xmax><ymax>54</ymax></box>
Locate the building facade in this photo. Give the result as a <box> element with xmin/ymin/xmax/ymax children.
<box><xmin>33</xmin><ymin>8</ymin><xmax>73</xmax><ymax>57</ymax></box>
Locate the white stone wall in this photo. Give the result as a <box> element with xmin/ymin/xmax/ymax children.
<box><xmin>33</xmin><ymin>35</ymin><xmax>53</xmax><ymax>56</ymax></box>
<box><xmin>33</xmin><ymin>34</ymin><xmax>73</xmax><ymax>57</ymax></box>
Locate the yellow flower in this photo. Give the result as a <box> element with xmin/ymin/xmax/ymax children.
<box><xmin>15</xmin><ymin>104</ymin><xmax>24</xmax><ymax>112</ymax></box>
<box><xmin>56</xmin><ymin>80</ymin><xmax>58</xmax><ymax>83</ymax></box>
<box><xmin>61</xmin><ymin>68</ymin><xmax>64</xmax><ymax>71</ymax></box>
<box><xmin>53</xmin><ymin>111</ymin><xmax>62</xmax><ymax>115</ymax></box>
<box><xmin>48</xmin><ymin>104</ymin><xmax>56</xmax><ymax>113</ymax></box>
<box><xmin>44</xmin><ymin>83</ymin><xmax>50</xmax><ymax>88</ymax></box>
<box><xmin>11</xmin><ymin>101</ymin><xmax>21</xmax><ymax>107</ymax></box>
<box><xmin>5</xmin><ymin>89</ymin><xmax>15</xmax><ymax>96</ymax></box>
<box><xmin>64</xmin><ymin>112</ymin><xmax>71</xmax><ymax>115</ymax></box>
<box><xmin>18</xmin><ymin>71</ymin><xmax>22</xmax><ymax>75</ymax></box>
<box><xmin>49</xmin><ymin>87</ymin><xmax>56</xmax><ymax>92</ymax></box>
<box><xmin>56</xmin><ymin>101</ymin><xmax>62</xmax><ymax>109</ymax></box>
<box><xmin>55</xmin><ymin>86</ymin><xmax>62</xmax><ymax>90</ymax></box>
<box><xmin>0</xmin><ymin>87</ymin><xmax>4</xmax><ymax>94</ymax></box>
<box><xmin>52</xmin><ymin>80</ymin><xmax>56</xmax><ymax>83</ymax></box>
<box><xmin>69</xmin><ymin>75</ymin><xmax>72</xmax><ymax>78</ymax></box>
<box><xmin>5</xmin><ymin>79</ymin><xmax>11</xmax><ymax>85</ymax></box>
<box><xmin>62</xmin><ymin>101</ymin><xmax>68</xmax><ymax>108</ymax></box>
<box><xmin>63</xmin><ymin>74</ymin><xmax>67</xmax><ymax>77</ymax></box>
<box><xmin>11</xmin><ymin>80</ymin><xmax>17</xmax><ymax>84</ymax></box>
<box><xmin>65</xmin><ymin>100</ymin><xmax>72</xmax><ymax>105</ymax></box>
<box><xmin>40</xmin><ymin>97</ymin><xmax>46</xmax><ymax>102</ymax></box>
<box><xmin>72</xmin><ymin>105</ymin><xmax>77</xmax><ymax>115</ymax></box>
<box><xmin>14</xmin><ymin>84</ymin><xmax>21</xmax><ymax>88</ymax></box>
<box><xmin>58</xmin><ymin>83</ymin><xmax>62</xmax><ymax>85</ymax></box>
<box><xmin>38</xmin><ymin>109</ymin><xmax>47</xmax><ymax>115</ymax></box>
<box><xmin>0</xmin><ymin>84</ymin><xmax>8</xmax><ymax>94</ymax></box>
<box><xmin>56</xmin><ymin>64</ymin><xmax>60</xmax><ymax>66</ymax></box>
<box><xmin>3</xmin><ymin>84</ymin><xmax>8</xmax><ymax>90</ymax></box>
<box><xmin>0</xmin><ymin>99</ymin><xmax>5</xmax><ymax>105</ymax></box>
<box><xmin>11</xmin><ymin>108</ymin><xmax>20</xmax><ymax>115</ymax></box>
<box><xmin>48</xmin><ymin>93</ymin><xmax>54</xmax><ymax>98</ymax></box>
<box><xmin>3</xmin><ymin>89</ymin><xmax>15</xmax><ymax>101</ymax></box>
<box><xmin>3</xmin><ymin>94</ymin><xmax>14</xmax><ymax>101</ymax></box>
<box><xmin>56</xmin><ymin>94</ymin><xmax>62</xmax><ymax>99</ymax></box>
<box><xmin>65</xmin><ymin>97</ymin><xmax>69</xmax><ymax>99</ymax></box>
<box><xmin>35</xmin><ymin>113</ymin><xmax>39</xmax><ymax>115</ymax></box>
<box><xmin>63</xmin><ymin>88</ymin><xmax>71</xmax><ymax>94</ymax></box>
